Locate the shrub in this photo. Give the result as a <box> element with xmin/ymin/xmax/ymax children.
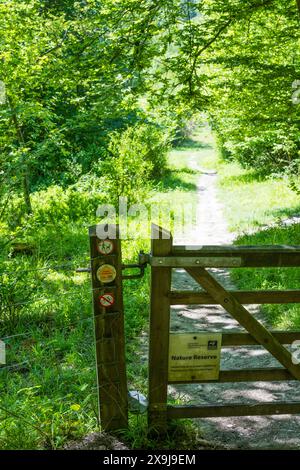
<box><xmin>286</xmin><ymin>158</ymin><xmax>300</xmax><ymax>195</ymax></box>
<box><xmin>103</xmin><ymin>123</ymin><xmax>170</xmax><ymax>205</ymax></box>
<box><xmin>5</xmin><ymin>178</ymin><xmax>106</xmax><ymax>230</ymax></box>
<box><xmin>216</xmin><ymin>126</ymin><xmax>300</xmax><ymax>178</ymax></box>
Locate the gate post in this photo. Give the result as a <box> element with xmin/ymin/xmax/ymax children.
<box><xmin>148</xmin><ymin>224</ymin><xmax>172</xmax><ymax>432</ymax></box>
<box><xmin>89</xmin><ymin>224</ymin><xmax>128</xmax><ymax>431</ymax></box>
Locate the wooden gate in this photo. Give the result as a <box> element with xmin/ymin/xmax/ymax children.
<box><xmin>148</xmin><ymin>224</ymin><xmax>300</xmax><ymax>431</ymax></box>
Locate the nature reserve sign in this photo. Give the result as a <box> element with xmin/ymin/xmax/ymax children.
<box><xmin>168</xmin><ymin>333</ymin><xmax>222</xmax><ymax>381</ymax></box>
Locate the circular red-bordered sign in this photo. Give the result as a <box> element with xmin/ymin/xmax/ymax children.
<box><xmin>97</xmin><ymin>239</ymin><xmax>114</xmax><ymax>255</ymax></box>
<box><xmin>99</xmin><ymin>293</ymin><xmax>115</xmax><ymax>308</ymax></box>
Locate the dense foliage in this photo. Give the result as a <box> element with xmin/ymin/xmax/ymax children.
<box><xmin>0</xmin><ymin>0</ymin><xmax>299</xmax><ymax>220</ymax></box>
<box><xmin>0</xmin><ymin>0</ymin><xmax>300</xmax><ymax>451</ymax></box>
<box><xmin>0</xmin><ymin>0</ymin><xmax>177</xmax><ymax>218</ymax></box>
<box><xmin>202</xmin><ymin>0</ymin><xmax>300</xmax><ymax>189</ymax></box>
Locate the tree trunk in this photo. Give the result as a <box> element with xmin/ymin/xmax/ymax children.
<box><xmin>7</xmin><ymin>95</ymin><xmax>32</xmax><ymax>214</ymax></box>
<box><xmin>22</xmin><ymin>170</ymin><xmax>33</xmax><ymax>215</ymax></box>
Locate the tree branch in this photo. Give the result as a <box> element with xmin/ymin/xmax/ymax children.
<box><xmin>187</xmin><ymin>0</ymin><xmax>276</xmax><ymax>89</ymax></box>
<box><xmin>6</xmin><ymin>95</ymin><xmax>32</xmax><ymax>214</ymax></box>
<box><xmin>37</xmin><ymin>29</ymin><xmax>69</xmax><ymax>61</ymax></box>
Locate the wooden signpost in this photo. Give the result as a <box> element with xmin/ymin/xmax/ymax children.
<box><xmin>89</xmin><ymin>224</ymin><xmax>128</xmax><ymax>431</ymax></box>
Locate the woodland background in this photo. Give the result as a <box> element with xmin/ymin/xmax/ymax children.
<box><xmin>0</xmin><ymin>0</ymin><xmax>300</xmax><ymax>450</ymax></box>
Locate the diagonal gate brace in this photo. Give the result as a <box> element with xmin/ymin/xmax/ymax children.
<box><xmin>186</xmin><ymin>267</ymin><xmax>300</xmax><ymax>381</ymax></box>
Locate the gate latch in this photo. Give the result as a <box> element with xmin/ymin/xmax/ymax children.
<box><xmin>122</xmin><ymin>251</ymin><xmax>150</xmax><ymax>280</ymax></box>
<box><xmin>76</xmin><ymin>251</ymin><xmax>150</xmax><ymax>280</ymax></box>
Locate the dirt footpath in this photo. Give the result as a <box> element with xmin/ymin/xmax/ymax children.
<box><xmin>169</xmin><ymin>167</ymin><xmax>300</xmax><ymax>450</ymax></box>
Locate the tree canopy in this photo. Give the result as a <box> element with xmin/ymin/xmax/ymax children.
<box><xmin>0</xmin><ymin>0</ymin><xmax>299</xmax><ymax>216</ymax></box>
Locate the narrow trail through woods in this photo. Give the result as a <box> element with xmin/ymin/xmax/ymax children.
<box><xmin>168</xmin><ymin>130</ymin><xmax>300</xmax><ymax>450</ymax></box>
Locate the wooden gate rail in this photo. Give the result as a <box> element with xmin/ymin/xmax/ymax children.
<box><xmin>169</xmin><ymin>290</ymin><xmax>300</xmax><ymax>305</ymax></box>
<box><xmin>167</xmin><ymin>402</ymin><xmax>300</xmax><ymax>419</ymax></box>
<box><xmin>150</xmin><ymin>244</ymin><xmax>300</xmax><ymax>268</ymax></box>
<box><xmin>148</xmin><ymin>224</ymin><xmax>300</xmax><ymax>431</ymax></box>
<box><xmin>168</xmin><ymin>368</ymin><xmax>296</xmax><ymax>384</ymax></box>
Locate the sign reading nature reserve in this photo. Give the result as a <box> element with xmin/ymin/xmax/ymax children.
<box><xmin>168</xmin><ymin>333</ymin><xmax>222</xmax><ymax>382</ymax></box>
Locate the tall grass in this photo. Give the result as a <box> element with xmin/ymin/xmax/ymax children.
<box><xmin>0</xmin><ymin>138</ymin><xmax>201</xmax><ymax>449</ymax></box>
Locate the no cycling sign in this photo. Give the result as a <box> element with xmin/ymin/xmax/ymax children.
<box><xmin>99</xmin><ymin>293</ymin><xmax>115</xmax><ymax>307</ymax></box>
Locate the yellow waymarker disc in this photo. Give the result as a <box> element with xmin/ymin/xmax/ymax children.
<box><xmin>97</xmin><ymin>264</ymin><xmax>117</xmax><ymax>283</ymax></box>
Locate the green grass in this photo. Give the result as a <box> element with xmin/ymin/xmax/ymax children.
<box><xmin>0</xmin><ymin>137</ymin><xmax>204</xmax><ymax>450</ymax></box>
<box><xmin>121</xmin><ymin>417</ymin><xmax>213</xmax><ymax>450</ymax></box>
<box><xmin>218</xmin><ymin>163</ymin><xmax>299</xmax><ymax>234</ymax></box>
<box><xmin>232</xmin><ymin>225</ymin><xmax>300</xmax><ymax>330</ymax></box>
<box><xmin>202</xmin><ymin>132</ymin><xmax>300</xmax><ymax>331</ymax></box>
<box><xmin>151</xmin><ymin>142</ymin><xmax>199</xmax><ymax>205</ymax></box>
<box><xmin>196</xmin><ymin>130</ymin><xmax>299</xmax><ymax>235</ymax></box>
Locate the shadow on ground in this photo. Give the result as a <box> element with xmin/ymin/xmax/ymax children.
<box><xmin>174</xmin><ymin>137</ymin><xmax>213</xmax><ymax>150</ymax></box>
<box><xmin>157</xmin><ymin>170</ymin><xmax>198</xmax><ymax>192</ymax></box>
